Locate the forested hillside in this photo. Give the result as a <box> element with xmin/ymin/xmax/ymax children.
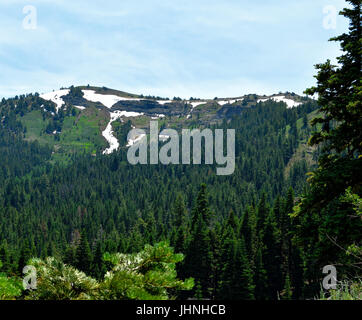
<box><xmin>0</xmin><ymin>94</ymin><xmax>320</xmax><ymax>299</ymax></box>
<box><xmin>0</xmin><ymin>0</ymin><xmax>360</xmax><ymax>301</ymax></box>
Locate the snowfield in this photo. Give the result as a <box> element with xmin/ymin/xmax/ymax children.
<box><xmin>157</xmin><ymin>100</ymin><xmax>172</xmax><ymax>105</ymax></box>
<box><xmin>187</xmin><ymin>98</ymin><xmax>243</xmax><ymax>111</ymax></box>
<box><xmin>257</xmin><ymin>96</ymin><xmax>302</xmax><ymax>108</ymax></box>
<box><xmin>186</xmin><ymin>101</ymin><xmax>207</xmax><ymax>118</ymax></box>
<box><xmin>82</xmin><ymin>90</ymin><xmax>143</xmax><ymax>109</ymax></box>
<box><xmin>102</xmin><ymin>110</ymin><xmax>144</xmax><ymax>154</ymax></box>
<box><xmin>117</xmin><ymin>111</ymin><xmax>144</xmax><ymax>117</ymax></box>
<box><xmin>40</xmin><ymin>89</ymin><xmax>70</xmax><ymax>112</ymax></box>
<box><xmin>74</xmin><ymin>105</ymin><xmax>86</xmax><ymax>110</ymax></box>
<box><xmin>82</xmin><ymin>90</ymin><xmax>123</xmax><ymax>109</ymax></box>
<box><xmin>40</xmin><ymin>88</ymin><xmax>306</xmax><ymax>155</ymax></box>
<box><xmin>217</xmin><ymin>98</ymin><xmax>243</xmax><ymax>106</ymax></box>
<box><xmin>190</xmin><ymin>101</ymin><xmax>206</xmax><ymax>109</ymax></box>
<box><xmin>217</xmin><ymin>100</ymin><xmax>229</xmax><ymax>106</ymax></box>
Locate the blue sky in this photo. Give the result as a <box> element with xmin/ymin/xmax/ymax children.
<box><xmin>0</xmin><ymin>0</ymin><xmax>349</xmax><ymax>99</ymax></box>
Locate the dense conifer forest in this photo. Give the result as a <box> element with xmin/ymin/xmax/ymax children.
<box><xmin>0</xmin><ymin>0</ymin><xmax>360</xmax><ymax>301</ymax></box>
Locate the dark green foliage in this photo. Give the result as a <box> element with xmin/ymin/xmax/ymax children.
<box><xmin>217</xmin><ymin>230</ymin><xmax>254</xmax><ymax>300</ymax></box>
<box><xmin>24</xmin><ymin>242</ymin><xmax>193</xmax><ymax>300</ymax></box>
<box><xmin>75</xmin><ymin>231</ymin><xmax>93</xmax><ymax>274</ymax></box>
<box><xmin>305</xmin><ymin>1</ymin><xmax>361</xmax><ymax>157</ymax></box>
<box><xmin>295</xmin><ymin>0</ymin><xmax>362</xmax><ymax>296</ymax></box>
<box><xmin>0</xmin><ymin>61</ymin><xmax>327</xmax><ymax>300</ymax></box>
<box><xmin>0</xmin><ymin>261</ymin><xmax>23</xmax><ymax>300</ymax></box>
<box><xmin>183</xmin><ymin>186</ymin><xmax>214</xmax><ymax>298</ymax></box>
<box><xmin>69</xmin><ymin>85</ymin><xmax>84</xmax><ymax>98</ymax></box>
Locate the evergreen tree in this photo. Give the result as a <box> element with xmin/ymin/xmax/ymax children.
<box><xmin>18</xmin><ymin>241</ymin><xmax>32</xmax><ymax>275</ymax></box>
<box><xmin>240</xmin><ymin>206</ymin><xmax>257</xmax><ymax>266</ymax></box>
<box><xmin>75</xmin><ymin>231</ymin><xmax>93</xmax><ymax>274</ymax></box>
<box><xmin>0</xmin><ymin>244</ymin><xmax>11</xmax><ymax>274</ymax></box>
<box><xmin>185</xmin><ymin>214</ymin><xmax>213</xmax><ymax>299</ymax></box>
<box><xmin>295</xmin><ymin>0</ymin><xmax>362</xmax><ymax>294</ymax></box>
<box><xmin>217</xmin><ymin>229</ymin><xmax>254</xmax><ymax>300</ymax></box>
<box><xmin>172</xmin><ymin>195</ymin><xmax>189</xmax><ymax>283</ymax></box>
<box><xmin>254</xmin><ymin>247</ymin><xmax>268</xmax><ymax>300</ymax></box>
<box><xmin>184</xmin><ymin>185</ymin><xmax>213</xmax><ymax>299</ymax></box>
<box><xmin>63</xmin><ymin>246</ymin><xmax>77</xmax><ymax>266</ymax></box>
<box><xmin>92</xmin><ymin>241</ymin><xmax>106</xmax><ymax>279</ymax></box>
<box><xmin>262</xmin><ymin>210</ymin><xmax>282</xmax><ymax>300</ymax></box>
<box><xmin>192</xmin><ymin>183</ymin><xmax>211</xmax><ymax>225</ymax></box>
<box><xmin>282</xmin><ymin>273</ymin><xmax>292</xmax><ymax>300</ymax></box>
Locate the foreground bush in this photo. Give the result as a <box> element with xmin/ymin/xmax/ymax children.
<box><xmin>0</xmin><ymin>261</ymin><xmax>23</xmax><ymax>300</ymax></box>
<box><xmin>25</xmin><ymin>242</ymin><xmax>193</xmax><ymax>300</ymax></box>
<box><xmin>319</xmin><ymin>281</ymin><xmax>362</xmax><ymax>300</ymax></box>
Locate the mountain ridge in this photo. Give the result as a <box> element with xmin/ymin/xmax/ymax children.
<box><xmin>39</xmin><ymin>85</ymin><xmax>309</xmax><ymax>110</ymax></box>
<box><xmin>0</xmin><ymin>85</ymin><xmax>318</xmax><ymax>160</ymax></box>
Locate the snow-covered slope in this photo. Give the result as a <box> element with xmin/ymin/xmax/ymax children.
<box><xmin>82</xmin><ymin>90</ymin><xmax>143</xmax><ymax>109</ymax></box>
<box><xmin>157</xmin><ymin>100</ymin><xmax>172</xmax><ymax>105</ymax></box>
<box><xmin>186</xmin><ymin>101</ymin><xmax>207</xmax><ymax>118</ymax></box>
<box><xmin>74</xmin><ymin>105</ymin><xmax>86</xmax><ymax>110</ymax></box>
<box><xmin>257</xmin><ymin>96</ymin><xmax>302</xmax><ymax>108</ymax></box>
<box><xmin>40</xmin><ymin>87</ymin><xmax>304</xmax><ymax>113</ymax></box>
<box><xmin>190</xmin><ymin>101</ymin><xmax>206</xmax><ymax>109</ymax></box>
<box><xmin>40</xmin><ymin>89</ymin><xmax>70</xmax><ymax>112</ymax></box>
<box><xmin>38</xmin><ymin>87</ymin><xmax>308</xmax><ymax>153</ymax></box>
<box><xmin>102</xmin><ymin>110</ymin><xmax>144</xmax><ymax>154</ymax></box>
<box><xmin>217</xmin><ymin>98</ymin><xmax>243</xmax><ymax>106</ymax></box>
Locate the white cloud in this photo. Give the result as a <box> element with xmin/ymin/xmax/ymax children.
<box><xmin>0</xmin><ymin>0</ymin><xmax>351</xmax><ymax>99</ymax></box>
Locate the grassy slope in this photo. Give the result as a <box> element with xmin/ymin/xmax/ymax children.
<box><xmin>284</xmin><ymin>109</ymin><xmax>322</xmax><ymax>179</ymax></box>
<box><xmin>21</xmin><ymin>110</ymin><xmax>56</xmax><ymax>146</ymax></box>
<box><xmin>18</xmin><ymin>88</ymin><xmax>318</xmax><ymax>168</ymax></box>
<box><xmin>58</xmin><ymin>107</ymin><xmax>109</xmax><ymax>154</ymax></box>
<box><xmin>20</xmin><ymin>107</ymin><xmax>109</xmax><ymax>162</ymax></box>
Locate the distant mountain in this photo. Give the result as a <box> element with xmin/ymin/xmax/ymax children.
<box><xmin>0</xmin><ymin>84</ymin><xmax>321</xmax><ymax>298</ymax></box>
<box><xmin>0</xmin><ymin>85</ymin><xmax>316</xmax><ymax>159</ymax></box>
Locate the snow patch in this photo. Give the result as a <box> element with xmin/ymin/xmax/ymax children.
<box><xmin>217</xmin><ymin>98</ymin><xmax>243</xmax><ymax>106</ymax></box>
<box><xmin>74</xmin><ymin>105</ymin><xmax>86</xmax><ymax>110</ymax></box>
<box><xmin>190</xmin><ymin>101</ymin><xmax>206</xmax><ymax>109</ymax></box>
<box><xmin>157</xmin><ymin>100</ymin><xmax>172</xmax><ymax>105</ymax></box>
<box><xmin>257</xmin><ymin>98</ymin><xmax>269</xmax><ymax>103</ymax></box>
<box><xmin>82</xmin><ymin>90</ymin><xmax>143</xmax><ymax>109</ymax></box>
<box><xmin>217</xmin><ymin>100</ymin><xmax>229</xmax><ymax>106</ymax></box>
<box><xmin>117</xmin><ymin>110</ymin><xmax>144</xmax><ymax>118</ymax></box>
<box><xmin>102</xmin><ymin>110</ymin><xmax>144</xmax><ymax>154</ymax></box>
<box><xmin>40</xmin><ymin>89</ymin><xmax>70</xmax><ymax>112</ymax></box>
<box><xmin>257</xmin><ymin>96</ymin><xmax>302</xmax><ymax>108</ymax></box>
<box><xmin>186</xmin><ymin>101</ymin><xmax>206</xmax><ymax>119</ymax></box>
<box><xmin>82</xmin><ymin>90</ymin><xmax>123</xmax><ymax>109</ymax></box>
